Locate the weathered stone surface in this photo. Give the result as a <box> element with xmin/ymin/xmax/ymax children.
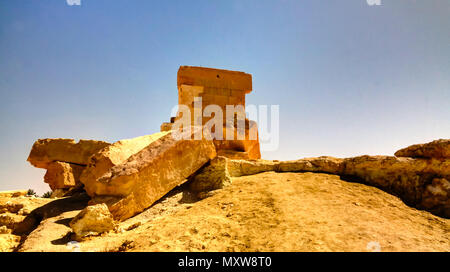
<box><xmin>395</xmin><ymin>139</ymin><xmax>450</xmax><ymax>159</ymax></box>
<box><xmin>0</xmin><ymin>190</ymin><xmax>28</xmax><ymax>198</ymax></box>
<box><xmin>0</xmin><ymin>226</ymin><xmax>9</xmax><ymax>234</ymax></box>
<box><xmin>87</xmin><ymin>127</ymin><xmax>217</xmax><ymax>221</ymax></box>
<box><xmin>277</xmin><ymin>156</ymin><xmax>345</xmax><ymax>174</ymax></box>
<box><xmin>342</xmin><ymin>156</ymin><xmax>450</xmax><ymax>206</ymax></box>
<box><xmin>227</xmin><ymin>159</ymin><xmax>278</xmax><ymax>177</ymax></box>
<box><xmin>216</xmin><ymin>150</ymin><xmax>251</xmax><ymax>160</ymax></box>
<box><xmin>14</xmin><ymin>193</ymin><xmax>90</xmax><ymax>235</ymax></box>
<box><xmin>189</xmin><ymin>156</ymin><xmax>232</xmax><ymax>193</ymax></box>
<box><xmin>420</xmin><ymin>178</ymin><xmax>450</xmax><ymax>217</ymax></box>
<box><xmin>178</xmin><ymin>66</ymin><xmax>252</xmax><ymax>93</ymax></box>
<box><xmin>0</xmin><ymin>234</ymin><xmax>20</xmax><ymax>252</ymax></box>
<box><xmin>80</xmin><ymin>132</ymin><xmax>170</xmax><ymax>192</ymax></box>
<box><xmin>174</xmin><ymin>66</ymin><xmax>261</xmax><ymax>159</ymax></box>
<box><xmin>70</xmin><ymin>204</ymin><xmax>115</xmax><ymax>240</ymax></box>
<box><xmin>212</xmin><ymin>119</ymin><xmax>261</xmax><ymax>160</ymax></box>
<box><xmin>218</xmin><ymin>155</ymin><xmax>450</xmax><ymax>218</ymax></box>
<box><xmin>44</xmin><ymin>161</ymin><xmax>85</xmax><ymax>191</ymax></box>
<box><xmin>0</xmin><ymin>213</ymin><xmax>24</xmax><ymax>231</ymax></box>
<box><xmin>27</xmin><ymin>138</ymin><xmax>110</xmax><ymax>169</ymax></box>
<box><xmin>0</xmin><ymin>202</ymin><xmax>23</xmax><ymax>214</ymax></box>
<box><xmin>160</xmin><ymin>122</ymin><xmax>173</xmax><ymax>132</ymax></box>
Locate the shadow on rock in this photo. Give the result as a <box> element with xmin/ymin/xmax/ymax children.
<box><xmin>13</xmin><ymin>193</ymin><xmax>90</xmax><ymax>235</ymax></box>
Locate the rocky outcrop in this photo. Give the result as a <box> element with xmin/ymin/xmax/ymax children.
<box><xmin>80</xmin><ymin>132</ymin><xmax>170</xmax><ymax>191</ymax></box>
<box><xmin>27</xmin><ymin>139</ymin><xmax>110</xmax><ymax>168</ymax></box>
<box><xmin>342</xmin><ymin>156</ymin><xmax>450</xmax><ymax>217</ymax></box>
<box><xmin>395</xmin><ymin>139</ymin><xmax>450</xmax><ymax>159</ymax></box>
<box><xmin>70</xmin><ymin>204</ymin><xmax>116</xmax><ymax>240</ymax></box>
<box><xmin>0</xmin><ymin>193</ymin><xmax>55</xmax><ymax>251</ymax></box>
<box><xmin>86</xmin><ymin>128</ymin><xmax>217</xmax><ymax>221</ymax></box>
<box><xmin>198</xmin><ymin>155</ymin><xmax>449</xmax><ymax>218</ymax></box>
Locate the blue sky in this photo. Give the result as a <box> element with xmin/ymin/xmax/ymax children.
<box><xmin>0</xmin><ymin>0</ymin><xmax>449</xmax><ymax>193</ymax></box>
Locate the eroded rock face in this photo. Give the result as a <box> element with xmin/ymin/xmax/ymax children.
<box><xmin>211</xmin><ymin>155</ymin><xmax>449</xmax><ymax>218</ymax></box>
<box><xmin>80</xmin><ymin>132</ymin><xmax>170</xmax><ymax>190</ymax></box>
<box><xmin>70</xmin><ymin>204</ymin><xmax>115</xmax><ymax>240</ymax></box>
<box><xmin>44</xmin><ymin>162</ymin><xmax>85</xmax><ymax>191</ymax></box>
<box><xmin>27</xmin><ymin>138</ymin><xmax>110</xmax><ymax>169</ymax></box>
<box><xmin>87</xmin><ymin>128</ymin><xmax>217</xmax><ymax>221</ymax></box>
<box><xmin>342</xmin><ymin>156</ymin><xmax>450</xmax><ymax>208</ymax></box>
<box><xmin>395</xmin><ymin>139</ymin><xmax>450</xmax><ymax>159</ymax></box>
<box><xmin>421</xmin><ymin>178</ymin><xmax>450</xmax><ymax>217</ymax></box>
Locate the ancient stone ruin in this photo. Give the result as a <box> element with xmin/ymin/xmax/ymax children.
<box><xmin>161</xmin><ymin>66</ymin><xmax>261</xmax><ymax>160</ymax></box>
<box><xmin>2</xmin><ymin>66</ymin><xmax>447</xmax><ymax>250</ymax></box>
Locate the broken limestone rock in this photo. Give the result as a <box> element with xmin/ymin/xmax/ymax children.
<box><xmin>69</xmin><ymin>204</ymin><xmax>115</xmax><ymax>240</ymax></box>
<box><xmin>80</xmin><ymin>132</ymin><xmax>170</xmax><ymax>190</ymax></box>
<box><xmin>44</xmin><ymin>161</ymin><xmax>85</xmax><ymax>191</ymax></box>
<box><xmin>189</xmin><ymin>156</ymin><xmax>232</xmax><ymax>193</ymax></box>
<box><xmin>86</xmin><ymin>127</ymin><xmax>217</xmax><ymax>221</ymax></box>
<box><xmin>27</xmin><ymin>138</ymin><xmax>110</xmax><ymax>169</ymax></box>
<box><xmin>395</xmin><ymin>139</ymin><xmax>450</xmax><ymax>160</ymax></box>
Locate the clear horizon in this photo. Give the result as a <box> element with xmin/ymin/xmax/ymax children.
<box><xmin>0</xmin><ymin>0</ymin><xmax>449</xmax><ymax>194</ymax></box>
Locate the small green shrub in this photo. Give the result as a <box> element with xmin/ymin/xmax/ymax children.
<box><xmin>41</xmin><ymin>191</ymin><xmax>53</xmax><ymax>198</ymax></box>
<box><xmin>27</xmin><ymin>189</ymin><xmax>37</xmax><ymax>197</ymax></box>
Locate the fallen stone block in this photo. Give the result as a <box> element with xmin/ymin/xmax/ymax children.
<box><xmin>80</xmin><ymin>132</ymin><xmax>170</xmax><ymax>193</ymax></box>
<box><xmin>395</xmin><ymin>139</ymin><xmax>450</xmax><ymax>159</ymax></box>
<box><xmin>86</xmin><ymin>127</ymin><xmax>217</xmax><ymax>221</ymax></box>
<box><xmin>189</xmin><ymin>156</ymin><xmax>232</xmax><ymax>193</ymax></box>
<box><xmin>27</xmin><ymin>138</ymin><xmax>110</xmax><ymax>169</ymax></box>
<box><xmin>44</xmin><ymin>161</ymin><xmax>85</xmax><ymax>191</ymax></box>
<box><xmin>70</xmin><ymin>204</ymin><xmax>116</xmax><ymax>240</ymax></box>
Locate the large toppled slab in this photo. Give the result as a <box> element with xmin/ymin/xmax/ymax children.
<box><xmin>27</xmin><ymin>138</ymin><xmax>110</xmax><ymax>168</ymax></box>
<box><xmin>80</xmin><ymin>132</ymin><xmax>170</xmax><ymax>191</ymax></box>
<box><xmin>86</xmin><ymin>128</ymin><xmax>217</xmax><ymax>221</ymax></box>
<box><xmin>395</xmin><ymin>139</ymin><xmax>450</xmax><ymax>159</ymax></box>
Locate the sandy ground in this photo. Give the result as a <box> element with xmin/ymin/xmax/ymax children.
<box><xmin>17</xmin><ymin>171</ymin><xmax>449</xmax><ymax>252</ymax></box>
